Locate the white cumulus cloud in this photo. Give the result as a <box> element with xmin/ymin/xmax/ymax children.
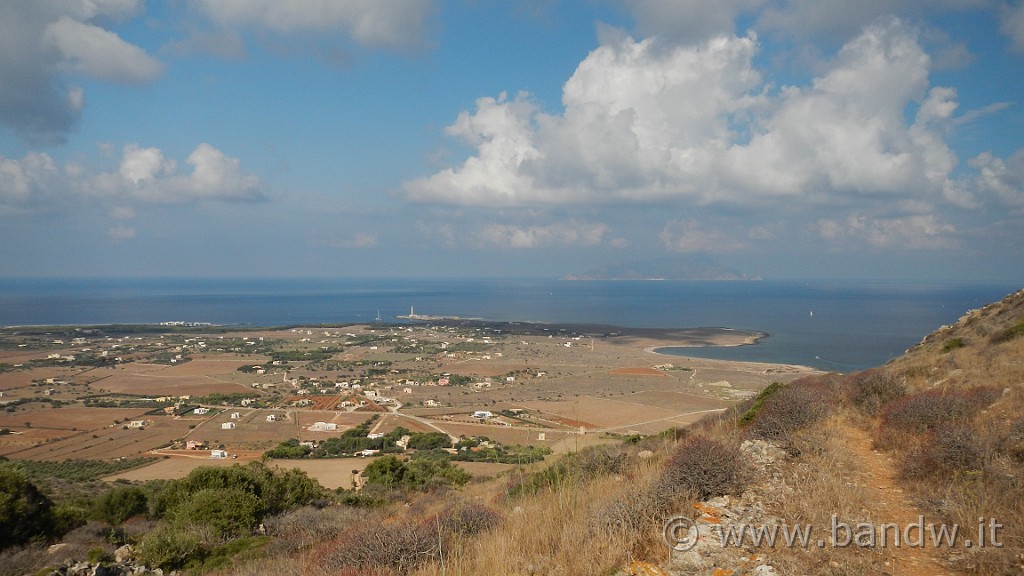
<box><xmin>814</xmin><ymin>213</ymin><xmax>957</xmax><ymax>249</ymax></box>
<box><xmin>1000</xmin><ymin>1</ymin><xmax>1024</xmax><ymax>52</ymax></box>
<box><xmin>42</xmin><ymin>16</ymin><xmax>162</xmax><ymax>83</ymax></box>
<box><xmin>660</xmin><ymin>219</ymin><xmax>750</xmax><ymax>253</ymax></box>
<box><xmin>970</xmin><ymin>149</ymin><xmax>1024</xmax><ymax>209</ymax></box>
<box><xmin>107</xmin><ymin>224</ymin><xmax>137</xmax><ymax>241</ymax></box>
<box><xmin>0</xmin><ymin>2</ymin><xmax>159</xmax><ymax>144</ymax></box>
<box><xmin>193</xmin><ymin>0</ymin><xmax>435</xmax><ymax>50</ymax></box>
<box><xmin>0</xmin><ymin>143</ymin><xmax>266</xmax><ymax>212</ymax></box>
<box><xmin>404</xmin><ymin>19</ymin><xmax>963</xmax><ymax>213</ymax></box>
<box><xmin>476</xmin><ymin>220</ymin><xmax>611</xmax><ymax>249</ymax></box>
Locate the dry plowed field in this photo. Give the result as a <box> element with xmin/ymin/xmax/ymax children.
<box><xmin>2</xmin><ymin>415</ymin><xmax>192</xmax><ymax>460</ymax></box>
<box><xmin>610</xmin><ymin>367</ymin><xmax>668</xmax><ymax>377</ymax></box>
<box><xmin>518</xmin><ymin>395</ymin><xmax>701</xmax><ymax>433</ymax></box>
<box><xmin>285</xmin><ymin>395</ymin><xmax>345</xmax><ymax>411</ymax></box>
<box><xmin>89</xmin><ymin>363</ymin><xmax>251</xmax><ymax>396</ymax></box>
<box><xmin>0</xmin><ymin>367</ymin><xmax>79</xmax><ymax>390</ymax></box>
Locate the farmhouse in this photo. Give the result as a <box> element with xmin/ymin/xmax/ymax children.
<box><xmin>266</xmin><ymin>414</ymin><xmax>277</xmax><ymax>422</ymax></box>
<box><xmin>127</xmin><ymin>420</ymin><xmax>148</xmax><ymax>428</ymax></box>
<box><xmin>230</xmin><ymin>412</ymin><xmax>240</xmax><ymax>419</ymax></box>
<box><xmin>193</xmin><ymin>407</ymin><xmax>210</xmax><ymax>415</ymax></box>
<box><xmin>472</xmin><ymin>410</ymin><xmax>494</xmax><ymax>419</ymax></box>
<box><xmin>186</xmin><ymin>440</ymin><xmax>205</xmax><ymax>450</ymax></box>
<box><xmin>210</xmin><ymin>449</ymin><xmax>228</xmax><ymax>459</ymax></box>
<box><xmin>221</xmin><ymin>422</ymin><xmax>236</xmax><ymax>430</ymax></box>
<box><xmin>309</xmin><ymin>421</ymin><xmax>338</xmax><ymax>432</ymax></box>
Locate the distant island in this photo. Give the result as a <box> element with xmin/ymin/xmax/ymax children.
<box><xmin>564</xmin><ymin>256</ymin><xmax>760</xmax><ymax>281</ymax></box>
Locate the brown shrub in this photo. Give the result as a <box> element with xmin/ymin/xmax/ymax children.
<box><xmin>655</xmin><ymin>436</ymin><xmax>747</xmax><ymax>502</ymax></box>
<box><xmin>882</xmin><ymin>387</ymin><xmax>1000</xmax><ymax>433</ymax></box>
<box><xmin>900</xmin><ymin>426</ymin><xmax>984</xmax><ymax>479</ymax></box>
<box><xmin>430</xmin><ymin>502</ymin><xmax>502</xmax><ymax>538</ymax></box>
<box><xmin>746</xmin><ymin>381</ymin><xmax>830</xmax><ymax>441</ymax></box>
<box><xmin>846</xmin><ymin>369</ymin><xmax>906</xmax><ymax>415</ymax></box>
<box><xmin>319</xmin><ymin>521</ymin><xmax>440</xmax><ymax>575</ymax></box>
<box><xmin>590</xmin><ymin>482</ymin><xmax>666</xmax><ymax>535</ymax></box>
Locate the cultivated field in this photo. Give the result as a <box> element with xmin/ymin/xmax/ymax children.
<box><xmin>1</xmin><ymin>320</ymin><xmax>820</xmax><ymax>485</ymax></box>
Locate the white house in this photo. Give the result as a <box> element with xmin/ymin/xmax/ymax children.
<box><xmin>221</xmin><ymin>422</ymin><xmax>236</xmax><ymax>430</ymax></box>
<box><xmin>266</xmin><ymin>414</ymin><xmax>277</xmax><ymax>422</ymax></box>
<box><xmin>210</xmin><ymin>449</ymin><xmax>228</xmax><ymax>459</ymax></box>
<box><xmin>128</xmin><ymin>420</ymin><xmax>147</xmax><ymax>428</ymax></box>
<box><xmin>194</xmin><ymin>407</ymin><xmax>210</xmax><ymax>415</ymax></box>
<box><xmin>230</xmin><ymin>412</ymin><xmax>240</xmax><ymax>420</ymax></box>
<box><xmin>309</xmin><ymin>421</ymin><xmax>338</xmax><ymax>432</ymax></box>
<box><xmin>472</xmin><ymin>410</ymin><xmax>494</xmax><ymax>419</ymax></box>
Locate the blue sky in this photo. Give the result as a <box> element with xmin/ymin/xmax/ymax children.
<box><xmin>1</xmin><ymin>1</ymin><xmax>1023</xmax><ymax>282</ymax></box>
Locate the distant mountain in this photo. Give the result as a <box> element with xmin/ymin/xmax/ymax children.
<box><xmin>564</xmin><ymin>256</ymin><xmax>758</xmax><ymax>281</ymax></box>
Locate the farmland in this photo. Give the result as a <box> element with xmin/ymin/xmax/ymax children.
<box><xmin>0</xmin><ymin>320</ymin><xmax>819</xmax><ymax>486</ymax></box>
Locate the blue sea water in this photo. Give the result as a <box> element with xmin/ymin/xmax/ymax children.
<box><xmin>0</xmin><ymin>277</ymin><xmax>1017</xmax><ymax>372</ymax></box>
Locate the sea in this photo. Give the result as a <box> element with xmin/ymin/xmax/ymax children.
<box><xmin>0</xmin><ymin>277</ymin><xmax>1018</xmax><ymax>372</ymax></box>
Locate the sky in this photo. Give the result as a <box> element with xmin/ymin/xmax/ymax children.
<box><xmin>1</xmin><ymin>1</ymin><xmax>1023</xmax><ymax>282</ymax></box>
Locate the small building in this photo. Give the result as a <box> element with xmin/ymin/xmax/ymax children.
<box><xmin>266</xmin><ymin>414</ymin><xmax>277</xmax><ymax>422</ymax></box>
<box><xmin>210</xmin><ymin>449</ymin><xmax>228</xmax><ymax>459</ymax></box>
<box><xmin>472</xmin><ymin>410</ymin><xmax>494</xmax><ymax>419</ymax></box>
<box><xmin>221</xmin><ymin>422</ymin><xmax>236</xmax><ymax>430</ymax></box>
<box><xmin>193</xmin><ymin>407</ymin><xmax>210</xmax><ymax>415</ymax></box>
<box><xmin>309</xmin><ymin>421</ymin><xmax>338</xmax><ymax>432</ymax></box>
<box><xmin>186</xmin><ymin>440</ymin><xmax>205</xmax><ymax>450</ymax></box>
<box><xmin>127</xmin><ymin>420</ymin><xmax>147</xmax><ymax>428</ymax></box>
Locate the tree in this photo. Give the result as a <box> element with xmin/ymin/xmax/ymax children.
<box><xmin>95</xmin><ymin>486</ymin><xmax>149</xmax><ymax>524</ymax></box>
<box><xmin>171</xmin><ymin>487</ymin><xmax>260</xmax><ymax>539</ymax></box>
<box><xmin>363</xmin><ymin>455</ymin><xmax>407</xmax><ymax>489</ymax></box>
<box><xmin>0</xmin><ymin>465</ymin><xmax>55</xmax><ymax>548</ymax></box>
<box><xmin>406</xmin><ymin>432</ymin><xmax>452</xmax><ymax>451</ymax></box>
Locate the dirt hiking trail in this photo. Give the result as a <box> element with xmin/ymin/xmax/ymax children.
<box><xmin>841</xmin><ymin>422</ymin><xmax>952</xmax><ymax>576</ymax></box>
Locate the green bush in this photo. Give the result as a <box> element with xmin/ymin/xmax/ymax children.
<box><xmin>362</xmin><ymin>455</ymin><xmax>470</xmax><ymax>492</ymax></box>
<box><xmin>737</xmin><ymin>381</ymin><xmax>785</xmax><ymax>426</ymax></box>
<box><xmin>990</xmin><ymin>318</ymin><xmax>1024</xmax><ymax>344</ymax></box>
<box><xmin>941</xmin><ymin>337</ymin><xmax>966</xmax><ymax>352</ymax></box>
<box><xmin>151</xmin><ymin>462</ymin><xmax>323</xmax><ymax>524</ymax></box>
<box><xmin>170</xmin><ymin>487</ymin><xmax>260</xmax><ymax>539</ymax></box>
<box><xmin>0</xmin><ymin>465</ymin><xmax>56</xmax><ymax>549</ymax></box>
<box><xmin>264</xmin><ymin>439</ymin><xmax>312</xmax><ymax>459</ymax></box>
<box><xmin>507</xmin><ymin>444</ymin><xmax>632</xmax><ymax>498</ymax></box>
<box><xmin>94</xmin><ymin>486</ymin><xmax>149</xmax><ymax>524</ymax></box>
<box><xmin>137</xmin><ymin>524</ymin><xmax>203</xmax><ymax>569</ymax></box>
<box><xmin>405</xmin><ymin>432</ymin><xmax>452</xmax><ymax>450</ymax></box>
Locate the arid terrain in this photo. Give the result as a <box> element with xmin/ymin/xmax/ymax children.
<box><xmin>0</xmin><ymin>320</ymin><xmax>815</xmax><ymax>486</ymax></box>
